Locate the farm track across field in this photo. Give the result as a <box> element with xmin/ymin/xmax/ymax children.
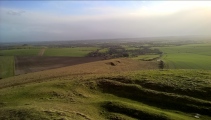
<box><xmin>38</xmin><ymin>48</ymin><xmax>46</xmax><ymax>56</ymax></box>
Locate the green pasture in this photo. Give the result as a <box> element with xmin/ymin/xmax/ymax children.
<box><xmin>162</xmin><ymin>53</ymin><xmax>211</xmax><ymax>69</ymax></box>
<box><xmin>0</xmin><ymin>56</ymin><xmax>14</xmax><ymax>78</ymax></box>
<box><xmin>157</xmin><ymin>43</ymin><xmax>211</xmax><ymax>69</ymax></box>
<box><xmin>122</xmin><ymin>45</ymin><xmax>140</xmax><ymax>50</ymax></box>
<box><xmin>98</xmin><ymin>48</ymin><xmax>109</xmax><ymax>53</ymax></box>
<box><xmin>44</xmin><ymin>47</ymin><xmax>99</xmax><ymax>57</ymax></box>
<box><xmin>132</xmin><ymin>54</ymin><xmax>160</xmax><ymax>61</ymax></box>
<box><xmin>159</xmin><ymin>44</ymin><xmax>211</xmax><ymax>56</ymax></box>
<box><xmin>0</xmin><ymin>49</ymin><xmax>40</xmax><ymax>56</ymax></box>
<box><xmin>11</xmin><ymin>45</ymin><xmax>41</xmax><ymax>49</ymax></box>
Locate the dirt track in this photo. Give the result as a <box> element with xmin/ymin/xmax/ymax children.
<box><xmin>38</xmin><ymin>48</ymin><xmax>46</xmax><ymax>56</ymax></box>
<box><xmin>15</xmin><ymin>56</ymin><xmax>103</xmax><ymax>75</ymax></box>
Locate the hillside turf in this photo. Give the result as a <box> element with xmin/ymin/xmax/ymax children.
<box><xmin>0</xmin><ymin>59</ymin><xmax>210</xmax><ymax>120</ymax></box>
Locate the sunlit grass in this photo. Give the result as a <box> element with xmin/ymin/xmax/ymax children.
<box><xmin>0</xmin><ymin>56</ymin><xmax>14</xmax><ymax>78</ymax></box>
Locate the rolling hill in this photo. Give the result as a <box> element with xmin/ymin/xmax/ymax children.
<box><xmin>0</xmin><ymin>58</ymin><xmax>210</xmax><ymax>120</ymax></box>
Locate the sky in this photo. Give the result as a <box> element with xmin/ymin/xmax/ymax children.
<box><xmin>0</xmin><ymin>1</ymin><xmax>211</xmax><ymax>42</ymax></box>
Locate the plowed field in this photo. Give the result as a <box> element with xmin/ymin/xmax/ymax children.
<box><xmin>15</xmin><ymin>56</ymin><xmax>103</xmax><ymax>75</ymax></box>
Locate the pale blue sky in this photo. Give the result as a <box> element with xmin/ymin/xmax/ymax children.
<box><xmin>0</xmin><ymin>1</ymin><xmax>153</xmax><ymax>15</ymax></box>
<box><xmin>0</xmin><ymin>1</ymin><xmax>211</xmax><ymax>42</ymax></box>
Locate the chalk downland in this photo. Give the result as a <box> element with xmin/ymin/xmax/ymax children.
<box><xmin>0</xmin><ymin>59</ymin><xmax>210</xmax><ymax>120</ymax></box>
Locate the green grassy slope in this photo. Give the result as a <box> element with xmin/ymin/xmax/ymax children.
<box><xmin>162</xmin><ymin>53</ymin><xmax>211</xmax><ymax>69</ymax></box>
<box><xmin>0</xmin><ymin>56</ymin><xmax>14</xmax><ymax>78</ymax></box>
<box><xmin>0</xmin><ymin>68</ymin><xmax>210</xmax><ymax>120</ymax></box>
<box><xmin>158</xmin><ymin>44</ymin><xmax>211</xmax><ymax>70</ymax></box>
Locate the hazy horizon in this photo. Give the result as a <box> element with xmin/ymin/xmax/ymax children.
<box><xmin>1</xmin><ymin>1</ymin><xmax>211</xmax><ymax>42</ymax></box>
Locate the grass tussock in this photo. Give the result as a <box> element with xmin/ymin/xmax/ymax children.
<box><xmin>0</xmin><ymin>108</ymin><xmax>49</xmax><ymax>120</ymax></box>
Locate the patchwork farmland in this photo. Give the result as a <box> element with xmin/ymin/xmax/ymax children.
<box><xmin>1</xmin><ymin>41</ymin><xmax>211</xmax><ymax>78</ymax></box>
<box><xmin>1</xmin><ymin>39</ymin><xmax>211</xmax><ymax>119</ymax></box>
<box><xmin>0</xmin><ymin>46</ymin><xmax>102</xmax><ymax>78</ymax></box>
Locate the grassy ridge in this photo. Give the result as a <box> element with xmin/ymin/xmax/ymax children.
<box><xmin>44</xmin><ymin>47</ymin><xmax>99</xmax><ymax>57</ymax></box>
<box><xmin>157</xmin><ymin>44</ymin><xmax>211</xmax><ymax>70</ymax></box>
<box><xmin>0</xmin><ymin>56</ymin><xmax>14</xmax><ymax>78</ymax></box>
<box><xmin>0</xmin><ymin>58</ymin><xmax>157</xmax><ymax>89</ymax></box>
<box><xmin>0</xmin><ymin>68</ymin><xmax>210</xmax><ymax>119</ymax></box>
<box><xmin>102</xmin><ymin>101</ymin><xmax>194</xmax><ymax>120</ymax></box>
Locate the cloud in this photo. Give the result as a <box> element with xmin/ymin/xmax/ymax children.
<box><xmin>7</xmin><ymin>10</ymin><xmax>25</xmax><ymax>16</ymax></box>
<box><xmin>0</xmin><ymin>1</ymin><xmax>211</xmax><ymax>42</ymax></box>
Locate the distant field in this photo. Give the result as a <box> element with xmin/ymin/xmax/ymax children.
<box><xmin>0</xmin><ymin>56</ymin><xmax>14</xmax><ymax>78</ymax></box>
<box><xmin>132</xmin><ymin>54</ymin><xmax>160</xmax><ymax>61</ymax></box>
<box><xmin>0</xmin><ymin>47</ymin><xmax>99</xmax><ymax>57</ymax></box>
<box><xmin>157</xmin><ymin>44</ymin><xmax>211</xmax><ymax>70</ymax></box>
<box><xmin>159</xmin><ymin>44</ymin><xmax>211</xmax><ymax>56</ymax></box>
<box><xmin>122</xmin><ymin>45</ymin><xmax>140</xmax><ymax>50</ymax></box>
<box><xmin>44</xmin><ymin>47</ymin><xmax>99</xmax><ymax>57</ymax></box>
<box><xmin>98</xmin><ymin>48</ymin><xmax>109</xmax><ymax>53</ymax></box>
<box><xmin>0</xmin><ymin>49</ymin><xmax>40</xmax><ymax>56</ymax></box>
<box><xmin>15</xmin><ymin>56</ymin><xmax>102</xmax><ymax>75</ymax></box>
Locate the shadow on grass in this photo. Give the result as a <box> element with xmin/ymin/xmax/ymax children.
<box><xmin>97</xmin><ymin>79</ymin><xmax>211</xmax><ymax>116</ymax></box>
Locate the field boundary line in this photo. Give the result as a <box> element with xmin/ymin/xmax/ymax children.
<box><xmin>13</xmin><ymin>56</ymin><xmax>15</xmax><ymax>76</ymax></box>
<box><xmin>38</xmin><ymin>48</ymin><xmax>46</xmax><ymax>56</ymax></box>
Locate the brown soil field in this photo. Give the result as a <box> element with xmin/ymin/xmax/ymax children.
<box><xmin>15</xmin><ymin>56</ymin><xmax>103</xmax><ymax>75</ymax></box>
<box><xmin>1</xmin><ymin>58</ymin><xmax>158</xmax><ymax>89</ymax></box>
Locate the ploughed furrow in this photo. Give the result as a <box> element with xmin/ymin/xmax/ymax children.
<box><xmin>97</xmin><ymin>79</ymin><xmax>211</xmax><ymax>116</ymax></box>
